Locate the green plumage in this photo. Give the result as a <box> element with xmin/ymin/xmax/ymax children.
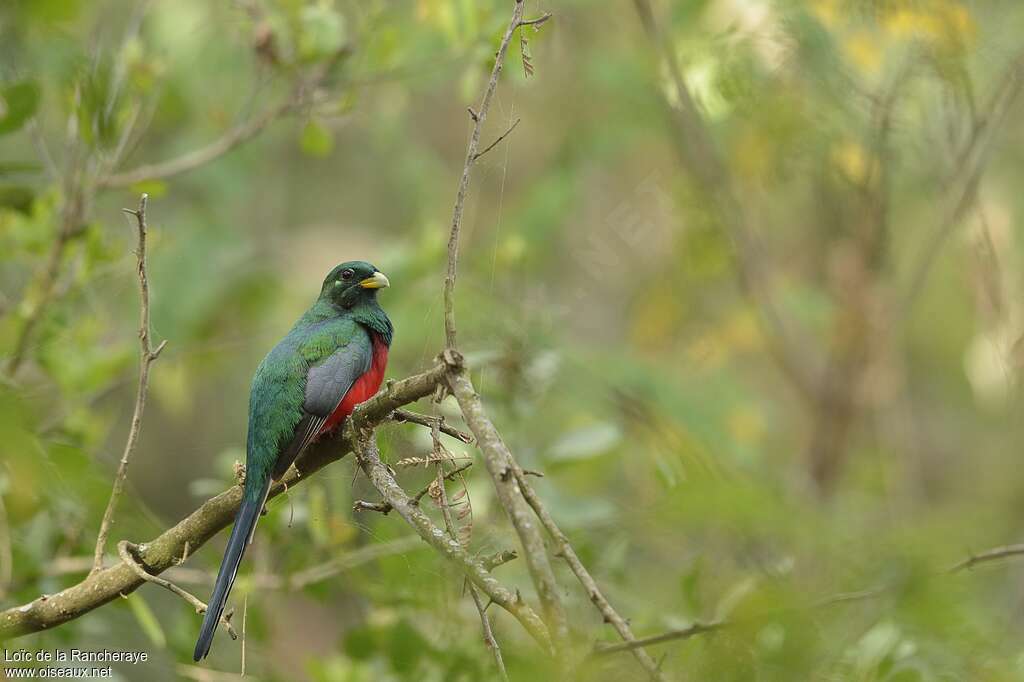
<box><xmin>194</xmin><ymin>261</ymin><xmax>392</xmax><ymax>661</ymax></box>
<box><xmin>245</xmin><ymin>303</ymin><xmax>363</xmax><ymax>497</ymax></box>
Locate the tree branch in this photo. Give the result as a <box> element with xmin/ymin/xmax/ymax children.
<box><xmin>446</xmin><ymin>366</ymin><xmax>667</xmax><ymax>679</ymax></box>
<box><xmin>473</xmin><ymin>118</ymin><xmax>521</xmax><ymax>161</ymax></box>
<box><xmin>433</xmin><ymin>457</ymin><xmax>508</xmax><ymax>681</ymax></box>
<box><xmin>98</xmin><ymin>101</ymin><xmax>291</xmax><ymax>189</ymax></box>
<box><xmin>347</xmin><ymin>426</ymin><xmax>553</xmax><ymax>653</ymax></box>
<box><xmin>899</xmin><ymin>51</ymin><xmax>1024</xmax><ymax>316</ymax></box>
<box><xmin>0</xmin><ymin>363</ymin><xmax>446</xmax><ymax>639</ymax></box>
<box><xmin>593</xmin><ymin>621</ymin><xmax>724</xmax><ymax>656</ymax></box>
<box><xmin>5</xmin><ymin>180</ymin><xmax>88</xmax><ymax>376</ymax></box>
<box><xmin>443</xmin><ymin>0</ymin><xmax>530</xmax><ymax>350</ymax></box>
<box><xmin>444</xmin><ymin>362</ymin><xmax>571</xmax><ymax>655</ymax></box>
<box><xmin>949</xmin><ymin>544</ymin><xmax>1024</xmax><ymax>573</ymax></box>
<box><xmin>354</xmin><ymin>461</ymin><xmax>474</xmax><ymax>516</ymax></box>
<box><xmin>391</xmin><ymin>408</ymin><xmax>473</xmax><ymax>443</ymax></box>
<box><xmin>117</xmin><ymin>541</ymin><xmax>236</xmax><ymax>640</ymax></box>
<box><xmin>92</xmin><ymin>194</ymin><xmax>167</xmax><ymax>574</ymax></box>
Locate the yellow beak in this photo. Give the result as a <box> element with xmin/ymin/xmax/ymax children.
<box><xmin>359</xmin><ymin>271</ymin><xmax>390</xmax><ymax>289</ymax></box>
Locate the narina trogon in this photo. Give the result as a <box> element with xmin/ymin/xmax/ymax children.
<box><xmin>193</xmin><ymin>261</ymin><xmax>392</xmax><ymax>661</ymax></box>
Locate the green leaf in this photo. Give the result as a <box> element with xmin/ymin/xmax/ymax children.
<box><xmin>299</xmin><ymin>5</ymin><xmax>346</xmax><ymax>62</ymax></box>
<box><xmin>127</xmin><ymin>594</ymin><xmax>167</xmax><ymax>648</ymax></box>
<box><xmin>0</xmin><ymin>81</ymin><xmax>41</xmax><ymax>136</ymax></box>
<box><xmin>300</xmin><ymin>119</ymin><xmax>334</xmax><ymax>158</ymax></box>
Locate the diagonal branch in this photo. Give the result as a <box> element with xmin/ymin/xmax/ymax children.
<box><xmin>444</xmin><ymin>361</ymin><xmax>572</xmax><ymax>656</ymax></box>
<box><xmin>92</xmin><ymin>194</ymin><xmax>168</xmax><ymax>575</ymax></box>
<box><xmin>98</xmin><ymin>101</ymin><xmax>291</xmax><ymax>189</ymax></box>
<box><xmin>117</xmin><ymin>541</ymin><xmax>236</xmax><ymax>640</ymax></box>
<box><xmin>446</xmin><ymin>364</ymin><xmax>668</xmax><ymax>679</ymax></box>
<box><xmin>899</xmin><ymin>51</ymin><xmax>1024</xmax><ymax>317</ymax></box>
<box><xmin>948</xmin><ymin>543</ymin><xmax>1024</xmax><ymax>573</ymax></box>
<box><xmin>347</xmin><ymin>426</ymin><xmax>553</xmax><ymax>653</ymax></box>
<box><xmin>432</xmin><ymin>456</ymin><xmax>508</xmax><ymax>681</ymax></box>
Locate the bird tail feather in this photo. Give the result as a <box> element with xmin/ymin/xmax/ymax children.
<box><xmin>193</xmin><ymin>475</ymin><xmax>271</xmax><ymax>661</ymax></box>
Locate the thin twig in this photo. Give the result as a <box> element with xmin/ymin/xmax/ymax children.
<box><xmin>593</xmin><ymin>621</ymin><xmax>724</xmax><ymax>656</ymax></box>
<box><xmin>99</xmin><ymin>102</ymin><xmax>290</xmax><ymax>188</ymax></box>
<box><xmin>474</xmin><ymin>118</ymin><xmax>521</xmax><ymax>161</ymax></box>
<box><xmin>949</xmin><ymin>544</ymin><xmax>1024</xmax><ymax>573</ymax></box>
<box><xmin>117</xmin><ymin>541</ymin><xmax>236</xmax><ymax>640</ymax></box>
<box><xmin>392</xmin><ymin>408</ymin><xmax>473</xmax><ymax>442</ymax></box>
<box><xmin>445</xmin><ymin>363</ymin><xmax>572</xmax><ymax>657</ymax></box>
<box><xmin>443</xmin><ymin>0</ymin><xmax>529</xmax><ymax>350</ymax></box>
<box><xmin>98</xmin><ymin>49</ymin><xmax>348</xmax><ymax>189</ymax></box>
<box><xmin>353</xmin><ymin>462</ymin><xmax>475</xmax><ymax>516</ymax></box>
<box><xmin>469</xmin><ymin>582</ymin><xmax>508</xmax><ymax>680</ymax></box>
<box><xmin>348</xmin><ymin>428</ymin><xmax>553</xmax><ymax>654</ymax></box>
<box><xmin>434</xmin><ymin>459</ymin><xmax>508</xmax><ymax>681</ymax></box>
<box><xmin>92</xmin><ymin>194</ymin><xmax>167</xmax><ymax>575</ymax></box>
<box><xmin>483</xmin><ymin>549</ymin><xmax>518</xmax><ymax>571</ymax></box>
<box><xmin>519</xmin><ymin>12</ymin><xmax>552</xmax><ymax>27</ymax></box>
<box><xmin>507</xmin><ymin>466</ymin><xmax>667</xmax><ymax>679</ymax></box>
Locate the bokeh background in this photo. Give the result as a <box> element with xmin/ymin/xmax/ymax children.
<box><xmin>3</xmin><ymin>0</ymin><xmax>1024</xmax><ymax>679</ymax></box>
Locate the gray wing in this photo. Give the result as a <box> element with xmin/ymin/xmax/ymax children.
<box><xmin>271</xmin><ymin>340</ymin><xmax>373</xmax><ymax>479</ymax></box>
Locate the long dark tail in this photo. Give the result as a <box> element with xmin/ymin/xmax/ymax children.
<box><xmin>193</xmin><ymin>475</ymin><xmax>271</xmax><ymax>661</ymax></box>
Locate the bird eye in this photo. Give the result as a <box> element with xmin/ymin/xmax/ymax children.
<box><xmin>340</xmin><ymin>268</ymin><xmax>354</xmax><ymax>280</ymax></box>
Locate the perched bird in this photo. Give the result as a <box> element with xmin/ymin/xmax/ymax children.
<box><xmin>193</xmin><ymin>261</ymin><xmax>392</xmax><ymax>661</ymax></box>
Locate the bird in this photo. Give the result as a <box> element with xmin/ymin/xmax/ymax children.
<box><xmin>193</xmin><ymin>260</ymin><xmax>393</xmax><ymax>661</ymax></box>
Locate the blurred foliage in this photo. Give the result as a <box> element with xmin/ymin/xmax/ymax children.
<box><xmin>2</xmin><ymin>0</ymin><xmax>1024</xmax><ymax>680</ymax></box>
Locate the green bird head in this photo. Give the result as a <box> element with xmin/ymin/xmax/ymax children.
<box><xmin>320</xmin><ymin>260</ymin><xmax>390</xmax><ymax>309</ymax></box>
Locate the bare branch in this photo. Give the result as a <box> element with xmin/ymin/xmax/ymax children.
<box><xmin>117</xmin><ymin>541</ymin><xmax>236</xmax><ymax>640</ymax></box>
<box><xmin>513</xmin><ymin>460</ymin><xmax>669</xmax><ymax>677</ymax></box>
<box><xmin>447</xmin><ymin>366</ymin><xmax>667</xmax><ymax>679</ymax></box>
<box><xmin>392</xmin><ymin>408</ymin><xmax>473</xmax><ymax>443</ymax></box>
<box><xmin>444</xmin><ymin>363</ymin><xmax>571</xmax><ymax>655</ymax></box>
<box><xmin>519</xmin><ymin>13</ymin><xmax>552</xmax><ymax>28</ymax></box>
<box><xmin>474</xmin><ymin>118</ymin><xmax>521</xmax><ymax>161</ymax></box>
<box><xmin>483</xmin><ymin>549</ymin><xmax>519</xmax><ymax>571</ymax></box>
<box><xmin>593</xmin><ymin>621</ymin><xmax>724</xmax><ymax>656</ymax></box>
<box><xmin>347</xmin><ymin>428</ymin><xmax>553</xmax><ymax>653</ymax></box>
<box><xmin>98</xmin><ymin>101</ymin><xmax>290</xmax><ymax>189</ymax></box>
<box><xmin>949</xmin><ymin>544</ymin><xmax>1024</xmax><ymax>573</ymax></box>
<box><xmin>433</xmin><ymin>458</ymin><xmax>508</xmax><ymax>681</ymax></box>
<box><xmin>443</xmin><ymin>0</ymin><xmax>529</xmax><ymax>350</ymax></box>
<box><xmin>92</xmin><ymin>194</ymin><xmax>167</xmax><ymax>574</ymax></box>
<box><xmin>354</xmin><ymin>462</ymin><xmax>475</xmax><ymax>515</ymax></box>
